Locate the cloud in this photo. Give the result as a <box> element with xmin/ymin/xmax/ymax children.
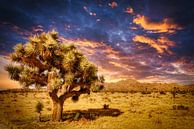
<box><xmin>59</xmin><ymin>37</ymin><xmax>104</xmax><ymax>56</ymax></box>
<box><xmin>97</xmin><ymin>65</ymin><xmax>126</xmax><ymax>83</ymax></box>
<box><xmin>133</xmin><ymin>15</ymin><xmax>182</xmax><ymax>33</ymax></box>
<box><xmin>109</xmin><ymin>61</ymin><xmax>132</xmax><ymax>71</ymax></box>
<box><xmin>0</xmin><ymin>22</ymin><xmax>45</xmax><ymax>40</ymax></box>
<box><xmin>133</xmin><ymin>35</ymin><xmax>175</xmax><ymax>54</ymax></box>
<box><xmin>32</xmin><ymin>25</ymin><xmax>44</xmax><ymax>33</ymax></box>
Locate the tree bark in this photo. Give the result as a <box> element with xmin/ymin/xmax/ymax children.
<box><xmin>52</xmin><ymin>99</ymin><xmax>64</xmax><ymax>122</ymax></box>
<box><xmin>49</xmin><ymin>89</ymin><xmax>65</xmax><ymax>122</ymax></box>
<box><xmin>49</xmin><ymin>89</ymin><xmax>89</xmax><ymax>121</ymax></box>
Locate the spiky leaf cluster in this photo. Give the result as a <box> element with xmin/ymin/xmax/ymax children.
<box><xmin>6</xmin><ymin>31</ymin><xmax>102</xmax><ymax>95</ymax></box>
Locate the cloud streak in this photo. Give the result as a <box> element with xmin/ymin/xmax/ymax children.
<box><xmin>133</xmin><ymin>15</ymin><xmax>182</xmax><ymax>33</ymax></box>
<box><xmin>133</xmin><ymin>35</ymin><xmax>175</xmax><ymax>54</ymax></box>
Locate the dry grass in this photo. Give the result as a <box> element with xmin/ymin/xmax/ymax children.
<box><xmin>0</xmin><ymin>91</ymin><xmax>194</xmax><ymax>129</ymax></box>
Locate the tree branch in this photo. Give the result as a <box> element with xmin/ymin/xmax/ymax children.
<box><xmin>32</xmin><ymin>75</ymin><xmax>47</xmax><ymax>85</ymax></box>
<box><xmin>49</xmin><ymin>89</ymin><xmax>59</xmax><ymax>102</ymax></box>
<box><xmin>21</xmin><ymin>57</ymin><xmax>49</xmax><ymax>71</ymax></box>
<box><xmin>59</xmin><ymin>88</ymin><xmax>90</xmax><ymax>102</ymax></box>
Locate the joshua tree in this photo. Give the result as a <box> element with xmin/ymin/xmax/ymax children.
<box><xmin>6</xmin><ymin>30</ymin><xmax>104</xmax><ymax>121</ymax></box>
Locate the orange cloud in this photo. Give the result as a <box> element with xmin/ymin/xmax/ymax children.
<box><xmin>133</xmin><ymin>15</ymin><xmax>182</xmax><ymax>33</ymax></box>
<box><xmin>130</xmin><ymin>26</ymin><xmax>138</xmax><ymax>30</ymax></box>
<box><xmin>125</xmin><ymin>7</ymin><xmax>134</xmax><ymax>14</ymax></box>
<box><xmin>133</xmin><ymin>35</ymin><xmax>175</xmax><ymax>54</ymax></box>
<box><xmin>59</xmin><ymin>37</ymin><xmax>104</xmax><ymax>49</ymax></box>
<box><xmin>98</xmin><ymin>65</ymin><xmax>133</xmax><ymax>83</ymax></box>
<box><xmin>109</xmin><ymin>61</ymin><xmax>124</xmax><ymax>69</ymax></box>
<box><xmin>59</xmin><ymin>37</ymin><xmax>107</xmax><ymax>57</ymax></box>
<box><xmin>109</xmin><ymin>61</ymin><xmax>132</xmax><ymax>71</ymax></box>
<box><xmin>59</xmin><ymin>37</ymin><xmax>122</xmax><ymax>60</ymax></box>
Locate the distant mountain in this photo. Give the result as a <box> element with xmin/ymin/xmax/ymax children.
<box><xmin>104</xmin><ymin>79</ymin><xmax>194</xmax><ymax>92</ymax></box>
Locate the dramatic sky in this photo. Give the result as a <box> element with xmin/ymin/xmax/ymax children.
<box><xmin>0</xmin><ymin>0</ymin><xmax>194</xmax><ymax>88</ymax></box>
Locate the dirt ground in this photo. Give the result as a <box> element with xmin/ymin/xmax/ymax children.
<box><xmin>0</xmin><ymin>91</ymin><xmax>194</xmax><ymax>129</ymax></box>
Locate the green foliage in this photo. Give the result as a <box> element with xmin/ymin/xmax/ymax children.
<box><xmin>11</xmin><ymin>53</ymin><xmax>21</xmax><ymax>62</ymax></box>
<box><xmin>18</xmin><ymin>66</ymin><xmax>40</xmax><ymax>87</ymax></box>
<box><xmin>13</xmin><ymin>43</ymin><xmax>24</xmax><ymax>54</ymax></box>
<box><xmin>64</xmin><ymin>72</ymin><xmax>74</xmax><ymax>85</ymax></box>
<box><xmin>6</xmin><ymin>30</ymin><xmax>104</xmax><ymax>98</ymax></box>
<box><xmin>50</xmin><ymin>78</ymin><xmax>63</xmax><ymax>90</ymax></box>
<box><xmin>5</xmin><ymin>65</ymin><xmax>22</xmax><ymax>81</ymax></box>
<box><xmin>36</xmin><ymin>101</ymin><xmax>44</xmax><ymax>122</ymax></box>
<box><xmin>103</xmin><ymin>104</ymin><xmax>109</xmax><ymax>109</ymax></box>
<box><xmin>24</xmin><ymin>43</ymin><xmax>37</xmax><ymax>56</ymax></box>
<box><xmin>73</xmin><ymin>112</ymin><xmax>80</xmax><ymax>121</ymax></box>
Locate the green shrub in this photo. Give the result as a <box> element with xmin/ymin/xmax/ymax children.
<box><xmin>103</xmin><ymin>104</ymin><xmax>109</xmax><ymax>109</ymax></box>
<box><xmin>74</xmin><ymin>112</ymin><xmax>81</xmax><ymax>121</ymax></box>
<box><xmin>160</xmin><ymin>91</ymin><xmax>166</xmax><ymax>95</ymax></box>
<box><xmin>36</xmin><ymin>101</ymin><xmax>44</xmax><ymax>122</ymax></box>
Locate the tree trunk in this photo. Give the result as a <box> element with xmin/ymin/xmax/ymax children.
<box><xmin>52</xmin><ymin>99</ymin><xmax>64</xmax><ymax>122</ymax></box>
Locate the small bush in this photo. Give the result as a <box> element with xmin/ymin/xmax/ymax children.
<box><xmin>178</xmin><ymin>90</ymin><xmax>187</xmax><ymax>94</ymax></box>
<box><xmin>74</xmin><ymin>112</ymin><xmax>81</xmax><ymax>121</ymax></box>
<box><xmin>129</xmin><ymin>90</ymin><xmax>137</xmax><ymax>94</ymax></box>
<box><xmin>160</xmin><ymin>91</ymin><xmax>166</xmax><ymax>95</ymax></box>
<box><xmin>171</xmin><ymin>87</ymin><xmax>177</xmax><ymax>98</ymax></box>
<box><xmin>36</xmin><ymin>101</ymin><xmax>44</xmax><ymax>122</ymax></box>
<box><xmin>103</xmin><ymin>104</ymin><xmax>109</xmax><ymax>109</ymax></box>
<box><xmin>191</xmin><ymin>91</ymin><xmax>194</xmax><ymax>95</ymax></box>
<box><xmin>71</xmin><ymin>95</ymin><xmax>79</xmax><ymax>102</ymax></box>
<box><xmin>173</xmin><ymin>104</ymin><xmax>189</xmax><ymax>110</ymax></box>
<box><xmin>36</xmin><ymin>101</ymin><xmax>44</xmax><ymax>113</ymax></box>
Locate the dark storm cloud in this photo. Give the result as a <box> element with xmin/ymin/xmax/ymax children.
<box><xmin>143</xmin><ymin>0</ymin><xmax>194</xmax><ymax>27</ymax></box>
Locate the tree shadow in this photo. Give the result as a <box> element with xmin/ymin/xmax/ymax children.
<box><xmin>62</xmin><ymin>108</ymin><xmax>123</xmax><ymax>121</ymax></box>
